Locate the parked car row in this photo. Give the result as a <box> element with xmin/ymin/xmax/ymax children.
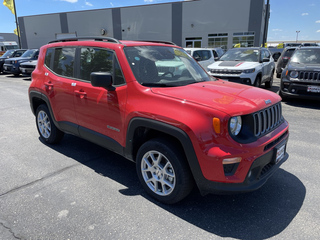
<box><xmin>0</xmin><ymin>49</ymin><xmax>38</xmax><ymax>76</ymax></box>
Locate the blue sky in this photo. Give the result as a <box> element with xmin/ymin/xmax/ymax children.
<box><xmin>1</xmin><ymin>0</ymin><xmax>320</xmax><ymax>42</ymax></box>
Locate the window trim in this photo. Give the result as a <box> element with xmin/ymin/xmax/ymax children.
<box><xmin>43</xmin><ymin>46</ymin><xmax>126</xmax><ymax>87</ymax></box>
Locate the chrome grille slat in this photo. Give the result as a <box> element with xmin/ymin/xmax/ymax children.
<box><xmin>253</xmin><ymin>103</ymin><xmax>283</xmax><ymax>137</ymax></box>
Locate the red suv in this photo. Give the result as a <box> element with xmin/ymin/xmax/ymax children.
<box><xmin>28</xmin><ymin>37</ymin><xmax>289</xmax><ymax>204</ymax></box>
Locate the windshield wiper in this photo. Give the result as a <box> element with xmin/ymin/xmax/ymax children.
<box><xmin>141</xmin><ymin>82</ymin><xmax>172</xmax><ymax>87</ymax></box>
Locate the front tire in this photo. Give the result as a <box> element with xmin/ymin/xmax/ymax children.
<box><xmin>265</xmin><ymin>70</ymin><xmax>274</xmax><ymax>88</ymax></box>
<box><xmin>36</xmin><ymin>104</ymin><xmax>64</xmax><ymax>144</ymax></box>
<box><xmin>254</xmin><ymin>75</ymin><xmax>261</xmax><ymax>87</ymax></box>
<box><xmin>136</xmin><ymin>138</ymin><xmax>194</xmax><ymax>204</ymax></box>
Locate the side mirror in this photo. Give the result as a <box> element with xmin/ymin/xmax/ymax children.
<box><xmin>262</xmin><ymin>57</ymin><xmax>270</xmax><ymax>62</ymax></box>
<box><xmin>90</xmin><ymin>72</ymin><xmax>115</xmax><ymax>91</ymax></box>
<box><xmin>214</xmin><ymin>57</ymin><xmax>220</xmax><ymax>61</ymax></box>
<box><xmin>272</xmin><ymin>53</ymin><xmax>280</xmax><ymax>62</ymax></box>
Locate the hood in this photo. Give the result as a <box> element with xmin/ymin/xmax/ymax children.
<box><xmin>208</xmin><ymin>61</ymin><xmax>259</xmax><ymax>70</ymax></box>
<box><xmin>288</xmin><ymin>62</ymin><xmax>320</xmax><ymax>71</ymax></box>
<box><xmin>5</xmin><ymin>57</ymin><xmax>31</xmax><ymax>63</ymax></box>
<box><xmin>151</xmin><ymin>80</ymin><xmax>281</xmax><ymax>116</ymax></box>
<box><xmin>20</xmin><ymin>60</ymin><xmax>38</xmax><ymax>66</ymax></box>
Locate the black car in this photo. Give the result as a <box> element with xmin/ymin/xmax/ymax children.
<box><xmin>280</xmin><ymin>47</ymin><xmax>320</xmax><ymax>100</ymax></box>
<box><xmin>276</xmin><ymin>47</ymin><xmax>297</xmax><ymax>78</ymax></box>
<box><xmin>0</xmin><ymin>49</ymin><xmax>27</xmax><ymax>73</ymax></box>
<box><xmin>3</xmin><ymin>49</ymin><xmax>39</xmax><ymax>76</ymax></box>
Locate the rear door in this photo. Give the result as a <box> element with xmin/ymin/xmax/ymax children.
<box><xmin>44</xmin><ymin>47</ymin><xmax>77</xmax><ymax>128</ymax></box>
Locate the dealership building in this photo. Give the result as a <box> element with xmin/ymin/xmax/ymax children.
<box><xmin>18</xmin><ymin>0</ymin><xmax>269</xmax><ymax>50</ymax></box>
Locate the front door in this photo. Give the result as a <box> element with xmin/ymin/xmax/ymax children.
<box><xmin>73</xmin><ymin>47</ymin><xmax>127</xmax><ymax>146</ymax></box>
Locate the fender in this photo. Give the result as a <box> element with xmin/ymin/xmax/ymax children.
<box><xmin>125</xmin><ymin>117</ymin><xmax>209</xmax><ymax>193</ymax></box>
<box><xmin>29</xmin><ymin>90</ymin><xmax>78</xmax><ymax>136</ymax></box>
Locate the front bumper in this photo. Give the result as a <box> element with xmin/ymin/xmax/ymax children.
<box><xmin>3</xmin><ymin>64</ymin><xmax>20</xmax><ymax>74</ymax></box>
<box><xmin>20</xmin><ymin>67</ymin><xmax>35</xmax><ymax>75</ymax></box>
<box><xmin>208</xmin><ymin>72</ymin><xmax>255</xmax><ymax>85</ymax></box>
<box><xmin>280</xmin><ymin>79</ymin><xmax>320</xmax><ymax>100</ymax></box>
<box><xmin>197</xmin><ymin>135</ymin><xmax>289</xmax><ymax>195</ymax></box>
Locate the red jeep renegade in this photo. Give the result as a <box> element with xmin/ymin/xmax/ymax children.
<box><xmin>28</xmin><ymin>37</ymin><xmax>289</xmax><ymax>204</ymax></box>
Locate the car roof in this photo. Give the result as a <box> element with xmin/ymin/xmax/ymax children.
<box><xmin>47</xmin><ymin>37</ymin><xmax>179</xmax><ymax>48</ymax></box>
<box><xmin>184</xmin><ymin>47</ymin><xmax>222</xmax><ymax>51</ymax></box>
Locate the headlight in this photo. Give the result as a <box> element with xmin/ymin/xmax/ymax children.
<box><xmin>243</xmin><ymin>68</ymin><xmax>255</xmax><ymax>74</ymax></box>
<box><xmin>229</xmin><ymin>116</ymin><xmax>242</xmax><ymax>136</ymax></box>
<box><xmin>289</xmin><ymin>71</ymin><xmax>299</xmax><ymax>78</ymax></box>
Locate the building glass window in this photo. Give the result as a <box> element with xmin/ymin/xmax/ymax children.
<box><xmin>208</xmin><ymin>33</ymin><xmax>228</xmax><ymax>51</ymax></box>
<box><xmin>185</xmin><ymin>37</ymin><xmax>202</xmax><ymax>48</ymax></box>
<box><xmin>232</xmin><ymin>32</ymin><xmax>255</xmax><ymax>48</ymax></box>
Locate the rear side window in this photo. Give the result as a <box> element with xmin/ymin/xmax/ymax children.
<box><xmin>53</xmin><ymin>48</ymin><xmax>76</xmax><ymax>78</ymax></box>
<box><xmin>45</xmin><ymin>48</ymin><xmax>54</xmax><ymax>68</ymax></box>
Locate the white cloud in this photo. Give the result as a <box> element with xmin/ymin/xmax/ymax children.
<box><xmin>85</xmin><ymin>1</ymin><xmax>93</xmax><ymax>6</ymax></box>
<box><xmin>272</xmin><ymin>29</ymin><xmax>282</xmax><ymax>32</ymax></box>
<box><xmin>110</xmin><ymin>2</ymin><xmax>114</xmax><ymax>7</ymax></box>
<box><xmin>317</xmin><ymin>30</ymin><xmax>320</xmax><ymax>33</ymax></box>
<box><xmin>144</xmin><ymin>0</ymin><xmax>154</xmax><ymax>2</ymax></box>
<box><xmin>316</xmin><ymin>20</ymin><xmax>320</xmax><ymax>23</ymax></box>
<box><xmin>301</xmin><ymin>13</ymin><xmax>309</xmax><ymax>16</ymax></box>
<box><xmin>60</xmin><ymin>0</ymin><xmax>78</xmax><ymax>3</ymax></box>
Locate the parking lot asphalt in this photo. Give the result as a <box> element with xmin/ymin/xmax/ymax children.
<box><xmin>0</xmin><ymin>73</ymin><xmax>319</xmax><ymax>240</ymax></box>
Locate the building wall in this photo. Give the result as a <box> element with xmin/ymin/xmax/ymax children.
<box><xmin>18</xmin><ymin>0</ymin><xmax>266</xmax><ymax>50</ymax></box>
<box><xmin>0</xmin><ymin>33</ymin><xmax>19</xmax><ymax>42</ymax></box>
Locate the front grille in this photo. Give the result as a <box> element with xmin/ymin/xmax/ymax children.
<box><xmin>210</xmin><ymin>69</ymin><xmax>242</xmax><ymax>75</ymax></box>
<box><xmin>298</xmin><ymin>71</ymin><xmax>320</xmax><ymax>81</ymax></box>
<box><xmin>253</xmin><ymin>102</ymin><xmax>283</xmax><ymax>137</ymax></box>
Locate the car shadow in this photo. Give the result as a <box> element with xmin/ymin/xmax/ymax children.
<box><xmin>43</xmin><ymin>134</ymin><xmax>305</xmax><ymax>240</ymax></box>
<box><xmin>282</xmin><ymin>98</ymin><xmax>320</xmax><ymax>110</ymax></box>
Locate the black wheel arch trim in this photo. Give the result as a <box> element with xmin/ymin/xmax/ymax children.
<box><xmin>125</xmin><ymin>117</ymin><xmax>209</xmax><ymax>193</ymax></box>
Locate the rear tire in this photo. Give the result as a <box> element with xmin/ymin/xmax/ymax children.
<box><xmin>136</xmin><ymin>138</ymin><xmax>194</xmax><ymax>204</ymax></box>
<box><xmin>36</xmin><ymin>104</ymin><xmax>64</xmax><ymax>144</ymax></box>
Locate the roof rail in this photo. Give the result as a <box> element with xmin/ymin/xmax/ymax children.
<box><xmin>48</xmin><ymin>37</ymin><xmax>121</xmax><ymax>44</ymax></box>
<box><xmin>138</xmin><ymin>40</ymin><xmax>177</xmax><ymax>46</ymax></box>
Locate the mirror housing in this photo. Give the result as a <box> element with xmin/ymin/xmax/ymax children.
<box><xmin>90</xmin><ymin>72</ymin><xmax>115</xmax><ymax>91</ymax></box>
<box><xmin>262</xmin><ymin>57</ymin><xmax>270</xmax><ymax>63</ymax></box>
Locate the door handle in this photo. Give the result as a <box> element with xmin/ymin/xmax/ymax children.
<box><xmin>44</xmin><ymin>81</ymin><xmax>53</xmax><ymax>91</ymax></box>
<box><xmin>74</xmin><ymin>90</ymin><xmax>87</xmax><ymax>99</ymax></box>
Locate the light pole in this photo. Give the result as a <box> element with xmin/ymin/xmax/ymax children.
<box><xmin>296</xmin><ymin>31</ymin><xmax>300</xmax><ymax>43</ymax></box>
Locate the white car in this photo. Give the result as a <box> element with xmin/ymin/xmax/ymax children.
<box><xmin>207</xmin><ymin>47</ymin><xmax>275</xmax><ymax>88</ymax></box>
<box><xmin>185</xmin><ymin>47</ymin><xmax>224</xmax><ymax>70</ymax></box>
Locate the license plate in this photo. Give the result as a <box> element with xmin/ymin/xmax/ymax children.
<box><xmin>275</xmin><ymin>144</ymin><xmax>286</xmax><ymax>164</ymax></box>
<box><xmin>307</xmin><ymin>86</ymin><xmax>320</xmax><ymax>93</ymax></box>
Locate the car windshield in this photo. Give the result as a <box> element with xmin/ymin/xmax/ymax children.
<box><xmin>124</xmin><ymin>46</ymin><xmax>211</xmax><ymax>87</ymax></box>
<box><xmin>2</xmin><ymin>50</ymin><xmax>14</xmax><ymax>58</ymax></box>
<box><xmin>220</xmin><ymin>48</ymin><xmax>259</xmax><ymax>62</ymax></box>
<box><xmin>21</xmin><ymin>49</ymin><xmax>37</xmax><ymax>58</ymax></box>
<box><xmin>290</xmin><ymin>48</ymin><xmax>320</xmax><ymax>64</ymax></box>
